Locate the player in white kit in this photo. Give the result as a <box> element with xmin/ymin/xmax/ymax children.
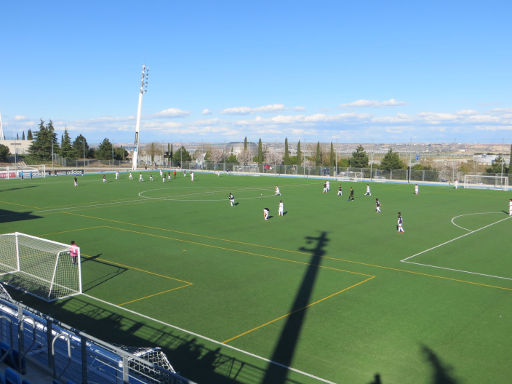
<box><xmin>278</xmin><ymin>200</ymin><xmax>284</xmax><ymax>216</ymax></box>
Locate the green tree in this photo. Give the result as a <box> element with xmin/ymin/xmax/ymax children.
<box><xmin>329</xmin><ymin>142</ymin><xmax>335</xmax><ymax>167</ymax></box>
<box><xmin>225</xmin><ymin>153</ymin><xmax>239</xmax><ymax>164</ymax></box>
<box><xmin>254</xmin><ymin>138</ymin><xmax>264</xmax><ymax>164</ymax></box>
<box><xmin>22</xmin><ymin>131</ymin><xmax>26</xmax><ymax>140</ymax></box>
<box><xmin>27</xmin><ymin>129</ymin><xmax>33</xmax><ymax>140</ymax></box>
<box><xmin>379</xmin><ymin>149</ymin><xmax>405</xmax><ymax>170</ymax></box>
<box><xmin>243</xmin><ymin>137</ymin><xmax>248</xmax><ymax>151</ymax></box>
<box><xmin>60</xmin><ymin>129</ymin><xmax>76</xmax><ymax>159</ymax></box>
<box><xmin>172</xmin><ymin>146</ymin><xmax>191</xmax><ymax>165</ymax></box>
<box><xmin>283</xmin><ymin>138</ymin><xmax>290</xmax><ymax>165</ymax></box>
<box><xmin>72</xmin><ymin>134</ymin><xmax>91</xmax><ymax>158</ymax></box>
<box><xmin>28</xmin><ymin>120</ymin><xmax>59</xmax><ymax>161</ymax></box>
<box><xmin>349</xmin><ymin>145</ymin><xmax>369</xmax><ymax>168</ymax></box>
<box><xmin>486</xmin><ymin>154</ymin><xmax>508</xmax><ymax>174</ymax></box>
<box><xmin>314</xmin><ymin>142</ymin><xmax>322</xmax><ymax>166</ymax></box>
<box><xmin>509</xmin><ymin>144</ymin><xmax>512</xmax><ymax>182</ymax></box>
<box><xmin>95</xmin><ymin>138</ymin><xmax>113</xmax><ymax>160</ymax></box>
<box><xmin>0</xmin><ymin>144</ymin><xmax>10</xmax><ymax>161</ymax></box>
<box><xmin>113</xmin><ymin>146</ymin><xmax>128</xmax><ymax>160</ymax></box>
<box><xmin>296</xmin><ymin>141</ymin><xmax>302</xmax><ymax>165</ymax></box>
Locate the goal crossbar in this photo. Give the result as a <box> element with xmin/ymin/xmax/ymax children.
<box><xmin>0</xmin><ymin>232</ymin><xmax>82</xmax><ymax>302</ymax></box>
<box><xmin>463</xmin><ymin>175</ymin><xmax>509</xmax><ymax>191</ymax></box>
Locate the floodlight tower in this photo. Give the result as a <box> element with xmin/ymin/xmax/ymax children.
<box><xmin>0</xmin><ymin>112</ymin><xmax>5</xmax><ymax>140</ymax></box>
<box><xmin>132</xmin><ymin>65</ymin><xmax>149</xmax><ymax>170</ymax></box>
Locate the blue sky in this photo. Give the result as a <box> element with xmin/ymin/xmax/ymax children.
<box><xmin>1</xmin><ymin>0</ymin><xmax>512</xmax><ymax>144</ymax></box>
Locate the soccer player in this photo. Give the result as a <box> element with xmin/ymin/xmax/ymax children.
<box><xmin>115</xmin><ymin>171</ymin><xmax>119</xmax><ymax>180</ymax></box>
<box><xmin>376</xmin><ymin>198</ymin><xmax>381</xmax><ymax>213</ymax></box>
<box><xmin>173</xmin><ymin>170</ymin><xmax>177</xmax><ymax>179</ymax></box>
<box><xmin>509</xmin><ymin>198</ymin><xmax>512</xmax><ymax>216</ymax></box>
<box><xmin>228</xmin><ymin>193</ymin><xmax>235</xmax><ymax>207</ymax></box>
<box><xmin>263</xmin><ymin>208</ymin><xmax>270</xmax><ymax>221</ymax></box>
<box><xmin>102</xmin><ymin>175</ymin><xmax>107</xmax><ymax>183</ymax></box>
<box><xmin>323</xmin><ymin>182</ymin><xmax>327</xmax><ymax>194</ymax></box>
<box><xmin>348</xmin><ymin>187</ymin><xmax>354</xmax><ymax>201</ymax></box>
<box><xmin>278</xmin><ymin>200</ymin><xmax>284</xmax><ymax>216</ymax></box>
<box><xmin>326</xmin><ymin>180</ymin><xmax>330</xmax><ymax>192</ymax></box>
<box><xmin>364</xmin><ymin>184</ymin><xmax>371</xmax><ymax>196</ymax></box>
<box><xmin>337</xmin><ymin>184</ymin><xmax>343</xmax><ymax>196</ymax></box>
<box><xmin>414</xmin><ymin>184</ymin><xmax>419</xmax><ymax>195</ymax></box>
<box><xmin>275</xmin><ymin>186</ymin><xmax>281</xmax><ymax>196</ymax></box>
<box><xmin>149</xmin><ymin>174</ymin><xmax>153</xmax><ymax>182</ymax></box>
<box><xmin>397</xmin><ymin>212</ymin><xmax>404</xmax><ymax>233</ymax></box>
<box><xmin>73</xmin><ymin>176</ymin><xmax>78</xmax><ymax>187</ymax></box>
<box><xmin>160</xmin><ymin>169</ymin><xmax>163</xmax><ymax>178</ymax></box>
<box><xmin>139</xmin><ymin>173</ymin><xmax>143</xmax><ymax>182</ymax></box>
<box><xmin>191</xmin><ymin>172</ymin><xmax>194</xmax><ymax>182</ymax></box>
<box><xmin>129</xmin><ymin>172</ymin><xmax>133</xmax><ymax>180</ymax></box>
<box><xmin>168</xmin><ymin>171</ymin><xmax>171</xmax><ymax>180</ymax></box>
<box><xmin>70</xmin><ymin>241</ymin><xmax>79</xmax><ymax>265</ymax></box>
<box><xmin>454</xmin><ymin>179</ymin><xmax>459</xmax><ymax>189</ymax></box>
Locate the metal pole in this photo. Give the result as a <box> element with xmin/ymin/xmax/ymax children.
<box><xmin>51</xmin><ymin>142</ymin><xmax>54</xmax><ymax>170</ymax></box>
<box><xmin>132</xmin><ymin>65</ymin><xmax>149</xmax><ymax>171</ymax></box>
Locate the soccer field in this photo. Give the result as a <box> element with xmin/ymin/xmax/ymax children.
<box><xmin>0</xmin><ymin>171</ymin><xmax>511</xmax><ymax>384</ymax></box>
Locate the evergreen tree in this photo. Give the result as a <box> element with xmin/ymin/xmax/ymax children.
<box><xmin>72</xmin><ymin>134</ymin><xmax>90</xmax><ymax>158</ymax></box>
<box><xmin>27</xmin><ymin>129</ymin><xmax>33</xmax><ymax>140</ymax></box>
<box><xmin>16</xmin><ymin>133</ymin><xmax>19</xmax><ymax>140</ymax></box>
<box><xmin>380</xmin><ymin>149</ymin><xmax>405</xmax><ymax>170</ymax></box>
<box><xmin>95</xmin><ymin>138</ymin><xmax>113</xmax><ymax>160</ymax></box>
<box><xmin>296</xmin><ymin>141</ymin><xmax>302</xmax><ymax>165</ymax></box>
<box><xmin>254</xmin><ymin>138</ymin><xmax>264</xmax><ymax>164</ymax></box>
<box><xmin>329</xmin><ymin>142</ymin><xmax>335</xmax><ymax>167</ymax></box>
<box><xmin>22</xmin><ymin>132</ymin><xmax>25</xmax><ymax>140</ymax></box>
<box><xmin>0</xmin><ymin>144</ymin><xmax>10</xmax><ymax>161</ymax></box>
<box><xmin>60</xmin><ymin>129</ymin><xmax>76</xmax><ymax>159</ymax></box>
<box><xmin>243</xmin><ymin>137</ymin><xmax>248</xmax><ymax>151</ymax></box>
<box><xmin>349</xmin><ymin>145</ymin><xmax>369</xmax><ymax>168</ymax></box>
<box><xmin>28</xmin><ymin>120</ymin><xmax>59</xmax><ymax>161</ymax></box>
<box><xmin>170</xmin><ymin>144</ymin><xmax>174</xmax><ymax>160</ymax></box>
<box><xmin>486</xmin><ymin>155</ymin><xmax>507</xmax><ymax>174</ymax></box>
<box><xmin>225</xmin><ymin>153</ymin><xmax>239</xmax><ymax>164</ymax></box>
<box><xmin>113</xmin><ymin>146</ymin><xmax>128</xmax><ymax>160</ymax></box>
<box><xmin>172</xmin><ymin>146</ymin><xmax>191</xmax><ymax>165</ymax></box>
<box><xmin>283</xmin><ymin>138</ymin><xmax>290</xmax><ymax>165</ymax></box>
<box><xmin>314</xmin><ymin>142</ymin><xmax>322</xmax><ymax>166</ymax></box>
<box><xmin>509</xmin><ymin>144</ymin><xmax>512</xmax><ymax>182</ymax></box>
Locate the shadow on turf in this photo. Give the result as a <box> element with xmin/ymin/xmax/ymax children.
<box><xmin>0</xmin><ymin>209</ymin><xmax>42</xmax><ymax>223</ymax></box>
<box><xmin>0</xmin><ymin>185</ymin><xmax>38</xmax><ymax>192</ymax></box>
<box><xmin>261</xmin><ymin>231</ymin><xmax>328</xmax><ymax>384</ymax></box>
<box><xmin>80</xmin><ymin>254</ymin><xmax>129</xmax><ymax>292</ymax></box>
<box><xmin>422</xmin><ymin>345</ymin><xmax>459</xmax><ymax>384</ymax></box>
<box><xmin>11</xmin><ymin>294</ymin><xmax>305</xmax><ymax>384</ymax></box>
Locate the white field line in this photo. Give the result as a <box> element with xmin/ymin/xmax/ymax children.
<box><xmin>82</xmin><ymin>293</ymin><xmax>336</xmax><ymax>384</ymax></box>
<box><xmin>450</xmin><ymin>211</ymin><xmax>503</xmax><ymax>232</ymax></box>
<box><xmin>401</xmin><ymin>215</ymin><xmax>512</xmax><ymax>280</ymax></box>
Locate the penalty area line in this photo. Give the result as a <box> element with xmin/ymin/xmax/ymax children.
<box><xmin>82</xmin><ymin>293</ymin><xmax>336</xmax><ymax>384</ymax></box>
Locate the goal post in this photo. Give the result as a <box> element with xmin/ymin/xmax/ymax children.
<box><xmin>463</xmin><ymin>175</ymin><xmax>509</xmax><ymax>191</ymax></box>
<box><xmin>337</xmin><ymin>171</ymin><xmax>364</xmax><ymax>182</ymax></box>
<box><xmin>0</xmin><ymin>233</ymin><xmax>82</xmax><ymax>302</ymax></box>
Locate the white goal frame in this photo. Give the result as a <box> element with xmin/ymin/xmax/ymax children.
<box><xmin>337</xmin><ymin>171</ymin><xmax>364</xmax><ymax>182</ymax></box>
<box><xmin>0</xmin><ymin>232</ymin><xmax>82</xmax><ymax>302</ymax></box>
<box><xmin>463</xmin><ymin>175</ymin><xmax>509</xmax><ymax>191</ymax></box>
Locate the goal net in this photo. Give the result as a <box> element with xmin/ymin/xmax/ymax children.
<box><xmin>0</xmin><ymin>233</ymin><xmax>82</xmax><ymax>302</ymax></box>
<box><xmin>337</xmin><ymin>171</ymin><xmax>363</xmax><ymax>182</ymax></box>
<box><xmin>463</xmin><ymin>175</ymin><xmax>509</xmax><ymax>191</ymax></box>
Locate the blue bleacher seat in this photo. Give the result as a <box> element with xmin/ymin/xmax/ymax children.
<box><xmin>4</xmin><ymin>368</ymin><xmax>21</xmax><ymax>384</ymax></box>
<box><xmin>21</xmin><ymin>379</ymin><xmax>32</xmax><ymax>384</ymax></box>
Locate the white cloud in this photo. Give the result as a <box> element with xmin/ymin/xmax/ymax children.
<box><xmin>202</xmin><ymin>109</ymin><xmax>212</xmax><ymax>115</ymax></box>
<box><xmin>14</xmin><ymin>115</ymin><xmax>29</xmax><ymax>121</ymax></box>
<box><xmin>341</xmin><ymin>98</ymin><xmax>407</xmax><ymax>108</ymax></box>
<box><xmin>221</xmin><ymin>104</ymin><xmax>301</xmax><ymax>115</ymax></box>
<box><xmin>155</xmin><ymin>108</ymin><xmax>190</xmax><ymax>118</ymax></box>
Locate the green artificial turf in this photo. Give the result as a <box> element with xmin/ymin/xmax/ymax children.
<box><xmin>0</xmin><ymin>171</ymin><xmax>511</xmax><ymax>384</ymax></box>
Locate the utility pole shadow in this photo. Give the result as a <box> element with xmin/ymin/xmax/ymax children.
<box><xmin>262</xmin><ymin>231</ymin><xmax>329</xmax><ymax>384</ymax></box>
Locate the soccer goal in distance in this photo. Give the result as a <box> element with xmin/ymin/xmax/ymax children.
<box><xmin>337</xmin><ymin>171</ymin><xmax>364</xmax><ymax>182</ymax></box>
<box><xmin>463</xmin><ymin>175</ymin><xmax>509</xmax><ymax>191</ymax></box>
<box><xmin>0</xmin><ymin>233</ymin><xmax>82</xmax><ymax>302</ymax></box>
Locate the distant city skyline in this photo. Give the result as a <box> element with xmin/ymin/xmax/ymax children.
<box><xmin>1</xmin><ymin>1</ymin><xmax>511</xmax><ymax>144</ymax></box>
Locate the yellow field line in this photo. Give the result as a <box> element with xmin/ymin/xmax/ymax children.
<box><xmin>87</xmin><ymin>253</ymin><xmax>193</xmax><ymax>285</ymax></box>
<box><xmin>102</xmin><ymin>225</ymin><xmax>373</xmax><ymax>278</ymax></box>
<box><xmin>0</xmin><ymin>200</ymin><xmax>41</xmax><ymax>209</ymax></box>
<box><xmin>118</xmin><ymin>283</ymin><xmax>192</xmax><ymax>306</ymax></box>
<box><xmin>325</xmin><ymin>256</ymin><xmax>512</xmax><ymax>292</ymax></box>
<box><xmin>38</xmin><ymin>226</ymin><xmax>108</xmax><ymax>237</ymax></box>
<box><xmin>61</xmin><ymin>212</ymin><xmax>512</xmax><ymax>290</ymax></box>
<box><xmin>222</xmin><ymin>276</ymin><xmax>376</xmax><ymax>344</ymax></box>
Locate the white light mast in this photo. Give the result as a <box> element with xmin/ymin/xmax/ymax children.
<box><xmin>132</xmin><ymin>65</ymin><xmax>149</xmax><ymax>170</ymax></box>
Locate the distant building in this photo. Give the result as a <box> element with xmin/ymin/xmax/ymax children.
<box><xmin>226</xmin><ymin>142</ymin><xmax>257</xmax><ymax>155</ymax></box>
<box><xmin>0</xmin><ymin>140</ymin><xmax>32</xmax><ymax>155</ymax></box>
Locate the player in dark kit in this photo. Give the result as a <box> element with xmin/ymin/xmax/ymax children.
<box><xmin>348</xmin><ymin>187</ymin><xmax>354</xmax><ymax>201</ymax></box>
